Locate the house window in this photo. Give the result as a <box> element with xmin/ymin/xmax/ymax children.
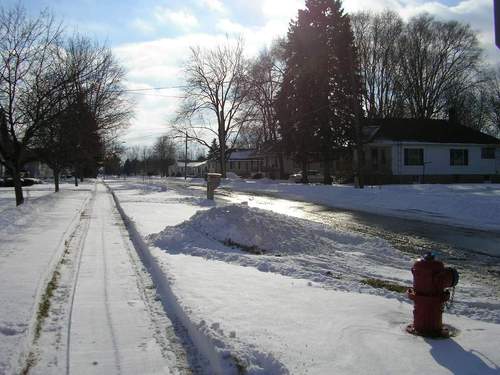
<box><xmin>450</xmin><ymin>149</ymin><xmax>468</xmax><ymax>166</ymax></box>
<box><xmin>229</xmin><ymin>161</ymin><xmax>234</xmax><ymax>169</ymax></box>
<box><xmin>481</xmin><ymin>147</ymin><xmax>495</xmax><ymax>159</ymax></box>
<box><xmin>380</xmin><ymin>149</ymin><xmax>387</xmax><ymax>166</ymax></box>
<box><xmin>404</xmin><ymin>148</ymin><xmax>424</xmax><ymax>166</ymax></box>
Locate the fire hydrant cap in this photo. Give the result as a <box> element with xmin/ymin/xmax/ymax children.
<box><xmin>423</xmin><ymin>252</ymin><xmax>436</xmax><ymax>261</ymax></box>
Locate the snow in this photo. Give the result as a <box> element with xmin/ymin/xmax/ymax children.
<box><xmin>0</xmin><ymin>182</ymin><xmax>187</xmax><ymax>374</ymax></box>
<box><xmin>162</xmin><ymin>254</ymin><xmax>500</xmax><ymax>375</ymax></box>
<box><xmin>0</xmin><ymin>183</ymin><xmax>85</xmax><ymax>214</ymax></box>
<box><xmin>1</xmin><ymin>174</ymin><xmax>498</xmax><ymax>374</ymax></box>
<box><xmin>108</xmin><ymin>179</ymin><xmax>500</xmax><ymax>374</ymax></box>
<box><xmin>0</xmin><ymin>186</ymin><xmax>92</xmax><ymax>374</ymax></box>
<box><xmin>66</xmin><ymin>184</ymin><xmax>171</xmax><ymax>375</ymax></box>
<box><xmin>148</xmin><ymin>204</ymin><xmax>414</xmax><ymax>290</ymax></box>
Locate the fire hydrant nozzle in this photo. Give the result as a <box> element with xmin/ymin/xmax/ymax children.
<box><xmin>407</xmin><ymin>252</ymin><xmax>459</xmax><ymax>338</ymax></box>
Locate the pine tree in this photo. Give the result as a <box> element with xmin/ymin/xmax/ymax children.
<box><xmin>207</xmin><ymin>138</ymin><xmax>219</xmax><ymax>161</ymax></box>
<box><xmin>277</xmin><ymin>0</ymin><xmax>363</xmax><ymax>184</ymax></box>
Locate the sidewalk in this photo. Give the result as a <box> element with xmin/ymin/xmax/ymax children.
<box><xmin>67</xmin><ymin>184</ymin><xmax>172</xmax><ymax>374</ymax></box>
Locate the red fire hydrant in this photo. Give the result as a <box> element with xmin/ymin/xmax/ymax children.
<box><xmin>407</xmin><ymin>252</ymin><xmax>459</xmax><ymax>337</ymax></box>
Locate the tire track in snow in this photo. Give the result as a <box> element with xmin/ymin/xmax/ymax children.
<box><xmin>66</xmin><ymin>185</ymin><xmax>97</xmax><ymax>375</ymax></box>
<box><xmin>66</xmin><ymin>183</ymin><xmax>169</xmax><ymax>375</ymax></box>
<box><xmin>17</xmin><ymin>187</ymin><xmax>95</xmax><ymax>375</ymax></box>
<box><xmin>100</xmin><ymin>208</ymin><xmax>122</xmax><ymax>374</ymax></box>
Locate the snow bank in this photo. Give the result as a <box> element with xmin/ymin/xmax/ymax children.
<box><xmin>148</xmin><ymin>204</ymin><xmax>500</xmax><ymax>323</ymax></box>
<box><xmin>150</xmin><ymin>203</ymin><xmax>395</xmax><ymax>257</ymax></box>
<box><xmin>149</xmin><ymin>204</ymin><xmax>413</xmax><ymax>295</ymax></box>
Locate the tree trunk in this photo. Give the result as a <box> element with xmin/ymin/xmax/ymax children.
<box><xmin>353</xmin><ymin>146</ymin><xmax>364</xmax><ymax>188</ymax></box>
<box><xmin>13</xmin><ymin>168</ymin><xmax>24</xmax><ymax>206</ymax></box>
<box><xmin>53</xmin><ymin>168</ymin><xmax>60</xmax><ymax>192</ymax></box>
<box><xmin>323</xmin><ymin>159</ymin><xmax>333</xmax><ymax>185</ymax></box>
<box><xmin>219</xmin><ymin>139</ymin><xmax>226</xmax><ymax>178</ymax></box>
<box><xmin>301</xmin><ymin>158</ymin><xmax>308</xmax><ymax>184</ymax></box>
<box><xmin>278</xmin><ymin>153</ymin><xmax>285</xmax><ymax>180</ymax></box>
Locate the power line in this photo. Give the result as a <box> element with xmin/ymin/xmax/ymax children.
<box><xmin>120</xmin><ymin>85</ymin><xmax>188</xmax><ymax>92</ymax></box>
<box><xmin>124</xmin><ymin>92</ymin><xmax>186</xmax><ymax>99</ymax></box>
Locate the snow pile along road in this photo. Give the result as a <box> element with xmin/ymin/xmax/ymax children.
<box><xmin>149</xmin><ymin>204</ymin><xmax>412</xmax><ymax>293</ymax></box>
<box><xmin>149</xmin><ymin>203</ymin><xmax>500</xmax><ymax>323</ymax></box>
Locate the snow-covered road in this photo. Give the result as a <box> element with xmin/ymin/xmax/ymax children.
<box><xmin>67</xmin><ymin>184</ymin><xmax>173</xmax><ymax>374</ymax></box>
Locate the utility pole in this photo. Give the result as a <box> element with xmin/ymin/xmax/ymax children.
<box><xmin>496</xmin><ymin>0</ymin><xmax>500</xmax><ymax>48</ymax></box>
<box><xmin>184</xmin><ymin>131</ymin><xmax>188</xmax><ymax>180</ymax></box>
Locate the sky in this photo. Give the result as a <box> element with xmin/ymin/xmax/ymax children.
<box><xmin>3</xmin><ymin>0</ymin><xmax>499</xmax><ymax>148</ymax></box>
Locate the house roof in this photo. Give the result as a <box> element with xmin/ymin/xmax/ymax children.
<box><xmin>227</xmin><ymin>149</ymin><xmax>259</xmax><ymax>160</ymax></box>
<box><xmin>176</xmin><ymin>161</ymin><xmax>207</xmax><ymax>168</ymax></box>
<box><xmin>368</xmin><ymin>119</ymin><xmax>500</xmax><ymax>145</ymax></box>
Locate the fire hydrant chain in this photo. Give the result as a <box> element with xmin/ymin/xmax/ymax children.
<box><xmin>445</xmin><ymin>286</ymin><xmax>456</xmax><ymax>310</ymax></box>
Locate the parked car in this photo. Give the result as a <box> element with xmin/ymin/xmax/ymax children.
<box><xmin>0</xmin><ymin>177</ymin><xmax>43</xmax><ymax>187</ymax></box>
<box><xmin>0</xmin><ymin>178</ymin><xmax>16</xmax><ymax>187</ymax></box>
<box><xmin>23</xmin><ymin>178</ymin><xmax>43</xmax><ymax>186</ymax></box>
<box><xmin>289</xmin><ymin>170</ymin><xmax>326</xmax><ymax>183</ymax></box>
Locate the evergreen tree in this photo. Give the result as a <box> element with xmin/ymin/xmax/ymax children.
<box><xmin>207</xmin><ymin>138</ymin><xmax>219</xmax><ymax>161</ymax></box>
<box><xmin>277</xmin><ymin>0</ymin><xmax>363</xmax><ymax>184</ymax></box>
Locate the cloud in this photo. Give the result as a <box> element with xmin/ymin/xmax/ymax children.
<box><xmin>114</xmin><ymin>0</ymin><xmax>499</xmax><ymax>146</ymax></box>
<box><xmin>216</xmin><ymin>18</ymin><xmax>247</xmax><ymax>34</ymax></box>
<box><xmin>261</xmin><ymin>0</ymin><xmax>303</xmax><ymax>20</ymax></box>
<box><xmin>114</xmin><ymin>34</ymin><xmax>232</xmax><ymax>145</ymax></box>
<box><xmin>155</xmin><ymin>7</ymin><xmax>199</xmax><ymax>31</ymax></box>
<box><xmin>131</xmin><ymin>18</ymin><xmax>155</xmax><ymax>34</ymax></box>
<box><xmin>198</xmin><ymin>0</ymin><xmax>226</xmax><ymax>14</ymax></box>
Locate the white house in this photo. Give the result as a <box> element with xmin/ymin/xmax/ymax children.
<box><xmin>364</xmin><ymin>119</ymin><xmax>500</xmax><ymax>184</ymax></box>
<box><xmin>208</xmin><ymin>149</ymin><xmax>263</xmax><ymax>177</ymax></box>
<box><xmin>169</xmin><ymin>160</ymin><xmax>208</xmax><ymax>177</ymax></box>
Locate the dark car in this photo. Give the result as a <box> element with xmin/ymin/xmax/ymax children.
<box><xmin>0</xmin><ymin>178</ymin><xmax>16</xmax><ymax>187</ymax></box>
<box><xmin>23</xmin><ymin>178</ymin><xmax>43</xmax><ymax>186</ymax></box>
<box><xmin>0</xmin><ymin>177</ymin><xmax>42</xmax><ymax>187</ymax></box>
<box><xmin>289</xmin><ymin>170</ymin><xmax>325</xmax><ymax>183</ymax></box>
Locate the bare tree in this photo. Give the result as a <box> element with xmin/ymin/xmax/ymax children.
<box><xmin>398</xmin><ymin>14</ymin><xmax>481</xmax><ymax>119</ymax></box>
<box><xmin>352</xmin><ymin>11</ymin><xmax>405</xmax><ymax>119</ymax></box>
<box><xmin>175</xmin><ymin>38</ymin><xmax>251</xmax><ymax>177</ymax></box>
<box><xmin>140</xmin><ymin>145</ymin><xmax>152</xmax><ymax>179</ymax></box>
<box><xmin>246</xmin><ymin>39</ymin><xmax>286</xmax><ymax>146</ymax></box>
<box><xmin>488</xmin><ymin>67</ymin><xmax>500</xmax><ymax>135</ymax></box>
<box><xmin>32</xmin><ymin>35</ymin><xmax>131</xmax><ymax>190</ymax></box>
<box><xmin>153</xmin><ymin>135</ymin><xmax>176</xmax><ymax>177</ymax></box>
<box><xmin>0</xmin><ymin>5</ymin><xmax>63</xmax><ymax>205</ymax></box>
<box><xmin>62</xmin><ymin>36</ymin><xmax>131</xmax><ymax>183</ymax></box>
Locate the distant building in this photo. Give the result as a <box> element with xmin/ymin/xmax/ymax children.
<box><xmin>363</xmin><ymin>119</ymin><xmax>500</xmax><ymax>184</ymax></box>
<box><xmin>0</xmin><ymin>161</ymin><xmax>53</xmax><ymax>178</ymax></box>
<box><xmin>207</xmin><ymin>147</ymin><xmax>321</xmax><ymax>179</ymax></box>
<box><xmin>169</xmin><ymin>160</ymin><xmax>208</xmax><ymax>177</ymax></box>
<box><xmin>208</xmin><ymin>149</ymin><xmax>262</xmax><ymax>178</ymax></box>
